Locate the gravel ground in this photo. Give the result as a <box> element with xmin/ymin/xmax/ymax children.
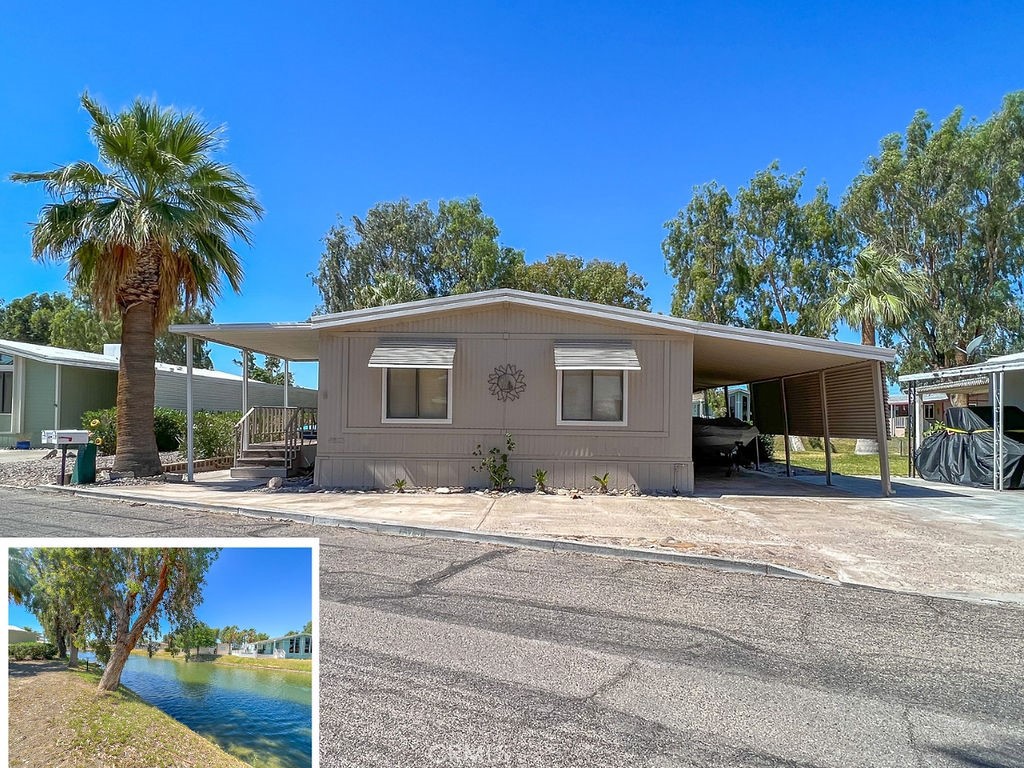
<box><xmin>0</xmin><ymin>451</ymin><xmax>181</xmax><ymax>487</ymax></box>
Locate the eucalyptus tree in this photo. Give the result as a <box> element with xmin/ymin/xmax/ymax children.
<box><xmin>843</xmin><ymin>92</ymin><xmax>1024</xmax><ymax>374</ymax></box>
<box><xmin>662</xmin><ymin>182</ymin><xmax>740</xmax><ymax>325</ymax></box>
<box><xmin>516</xmin><ymin>253</ymin><xmax>651</xmax><ymax>310</ymax></box>
<box><xmin>12</xmin><ymin>93</ymin><xmax>261</xmax><ymax>475</ymax></box>
<box><xmin>663</xmin><ymin>163</ymin><xmax>847</xmax><ymax>336</ymax></box>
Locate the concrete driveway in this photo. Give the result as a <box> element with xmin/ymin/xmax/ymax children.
<box><xmin>48</xmin><ymin>468</ymin><xmax>1024</xmax><ymax>603</ymax></box>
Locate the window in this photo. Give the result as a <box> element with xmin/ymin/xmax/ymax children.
<box><xmin>924</xmin><ymin>403</ymin><xmax>935</xmax><ymax>420</ymax></box>
<box><xmin>383</xmin><ymin>368</ymin><xmax>451</xmax><ymax>422</ymax></box>
<box><xmin>303</xmin><ymin>636</ymin><xmax>311</xmax><ymax>654</ymax></box>
<box><xmin>0</xmin><ymin>371</ymin><xmax>12</xmax><ymax>415</ymax></box>
<box><xmin>559</xmin><ymin>370</ymin><xmax>626</xmax><ymax>424</ymax></box>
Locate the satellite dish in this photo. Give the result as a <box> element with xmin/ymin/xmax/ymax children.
<box><xmin>954</xmin><ymin>335</ymin><xmax>985</xmax><ymax>360</ymax></box>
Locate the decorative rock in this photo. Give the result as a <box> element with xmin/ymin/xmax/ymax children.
<box><xmin>435</xmin><ymin>486</ymin><xmax>452</xmax><ymax>494</ymax></box>
<box><xmin>267</xmin><ymin>477</ymin><xmax>284</xmax><ymax>490</ymax></box>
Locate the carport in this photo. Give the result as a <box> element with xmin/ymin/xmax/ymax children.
<box><xmin>686</xmin><ymin>323</ymin><xmax>896</xmax><ymax>496</ymax></box>
<box><xmin>899</xmin><ymin>352</ymin><xmax>1024</xmax><ymax>491</ymax></box>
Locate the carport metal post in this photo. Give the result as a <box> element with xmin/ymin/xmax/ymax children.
<box><xmin>241</xmin><ymin>350</ymin><xmax>250</xmax><ymax>449</ymax></box>
<box><xmin>780</xmin><ymin>377</ymin><xmax>792</xmax><ymax>477</ymax></box>
<box><xmin>907</xmin><ymin>382</ymin><xmax>916</xmax><ymax>478</ymax></box>
<box><xmin>283</xmin><ymin>360</ymin><xmax>290</xmax><ymax>408</ymax></box>
<box><xmin>872</xmin><ymin>362</ymin><xmax>892</xmax><ymax>497</ymax></box>
<box><xmin>185</xmin><ymin>336</ymin><xmax>194</xmax><ymax>483</ymax></box>
<box><xmin>819</xmin><ymin>370</ymin><xmax>832</xmax><ymax>486</ymax></box>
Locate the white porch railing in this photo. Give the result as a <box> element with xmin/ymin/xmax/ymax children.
<box><xmin>233</xmin><ymin>406</ymin><xmax>318</xmax><ymax>469</ymax></box>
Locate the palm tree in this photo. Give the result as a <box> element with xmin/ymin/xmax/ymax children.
<box><xmin>824</xmin><ymin>246</ymin><xmax>929</xmax><ymax>454</ymax></box>
<box><xmin>13</xmin><ymin>94</ymin><xmax>262</xmax><ymax>475</ymax></box>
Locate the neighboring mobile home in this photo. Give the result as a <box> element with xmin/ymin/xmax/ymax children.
<box><xmin>0</xmin><ymin>339</ymin><xmax>316</xmax><ymax>448</ymax></box>
<box><xmin>172</xmin><ymin>290</ymin><xmax>897</xmax><ymax>495</ymax></box>
<box><xmin>237</xmin><ymin>632</ymin><xmax>313</xmax><ymax>659</ymax></box>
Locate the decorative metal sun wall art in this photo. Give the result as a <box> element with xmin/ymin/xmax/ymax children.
<box><xmin>488</xmin><ymin>363</ymin><xmax>527</xmax><ymax>402</ymax></box>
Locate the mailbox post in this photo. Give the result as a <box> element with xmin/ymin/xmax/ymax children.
<box><xmin>41</xmin><ymin>429</ymin><xmax>92</xmax><ymax>486</ymax></box>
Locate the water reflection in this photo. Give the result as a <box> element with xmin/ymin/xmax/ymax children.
<box><xmin>86</xmin><ymin>653</ymin><xmax>313</xmax><ymax>768</ymax></box>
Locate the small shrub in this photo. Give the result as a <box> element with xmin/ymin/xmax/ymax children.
<box><xmin>8</xmin><ymin>642</ymin><xmax>57</xmax><ymax>661</ymax></box>
<box><xmin>593</xmin><ymin>472</ymin><xmax>611</xmax><ymax>493</ymax></box>
<box><xmin>757</xmin><ymin>434</ymin><xmax>775</xmax><ymax>461</ymax></box>
<box><xmin>393</xmin><ymin>478</ymin><xmax>407</xmax><ymax>493</ymax></box>
<box><xmin>532</xmin><ymin>468</ymin><xmax>547</xmax><ymax>492</ymax></box>
<box><xmin>82</xmin><ymin>407</ymin><xmax>240</xmax><ymax>459</ymax></box>
<box><xmin>83</xmin><ymin>408</ymin><xmax>117</xmax><ymax>455</ymax></box>
<box><xmin>472</xmin><ymin>433</ymin><xmax>516</xmax><ymax>490</ymax></box>
<box><xmin>192</xmin><ymin>411</ymin><xmax>240</xmax><ymax>459</ymax></box>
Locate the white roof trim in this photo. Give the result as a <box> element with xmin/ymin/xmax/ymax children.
<box><xmin>553</xmin><ymin>341</ymin><xmax>641</xmax><ymax>370</ymax></box>
<box><xmin>367</xmin><ymin>340</ymin><xmax>456</xmax><ymax>369</ymax></box>
<box><xmin>304</xmin><ymin>290</ymin><xmax>894</xmax><ymax>362</ymax></box>
<box><xmin>0</xmin><ymin>338</ymin><xmax>313</xmax><ymax>390</ymax></box>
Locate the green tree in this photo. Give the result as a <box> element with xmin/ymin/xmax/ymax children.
<box><xmin>843</xmin><ymin>93</ymin><xmax>1024</xmax><ymax>374</ymax></box>
<box><xmin>664</xmin><ymin>164</ymin><xmax>847</xmax><ymax>335</ymax></box>
<box><xmin>312</xmin><ymin>197</ymin><xmax>525</xmax><ymax>312</ymax></box>
<box><xmin>302</xmin><ymin>619</ymin><xmax>312</xmax><ymax>634</ymax></box>
<box><xmin>0</xmin><ymin>292</ymin><xmax>71</xmax><ymax>344</ymax></box>
<box><xmin>516</xmin><ymin>254</ymin><xmax>651</xmax><ymax>310</ymax></box>
<box><xmin>735</xmin><ymin>164</ymin><xmax>846</xmax><ymax>336</ymax></box>
<box><xmin>12</xmin><ymin>93</ymin><xmax>261</xmax><ymax>476</ymax></box>
<box><xmin>177</xmin><ymin>621</ymin><xmax>218</xmax><ymax>660</ymax></box>
<box><xmin>233</xmin><ymin>353</ymin><xmax>294</xmax><ymax>385</ymax></box>
<box><xmin>22</xmin><ymin>547</ymin><xmax>219</xmax><ymax>690</ymax></box>
<box><xmin>48</xmin><ymin>297</ymin><xmax>119</xmax><ymax>352</ymax></box>
<box><xmin>154</xmin><ymin>305</ymin><xmax>215</xmax><ymax>368</ymax></box>
<box><xmin>662</xmin><ymin>182</ymin><xmax>741</xmax><ymax>324</ymax></box>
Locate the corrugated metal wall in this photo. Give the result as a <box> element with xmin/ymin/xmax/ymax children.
<box><xmin>752</xmin><ymin>361</ymin><xmax>883</xmax><ymax>440</ymax></box>
<box><xmin>155</xmin><ymin>372</ymin><xmax>317</xmax><ymax>411</ymax></box>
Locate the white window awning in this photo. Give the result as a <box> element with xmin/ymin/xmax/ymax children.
<box><xmin>554</xmin><ymin>342</ymin><xmax>641</xmax><ymax>370</ymax></box>
<box><xmin>368</xmin><ymin>340</ymin><xmax>456</xmax><ymax>369</ymax></box>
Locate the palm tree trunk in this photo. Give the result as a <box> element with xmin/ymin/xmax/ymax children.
<box><xmin>113</xmin><ymin>243</ymin><xmax>163</xmax><ymax>477</ymax></box>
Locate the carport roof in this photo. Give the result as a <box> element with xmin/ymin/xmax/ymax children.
<box><xmin>170</xmin><ymin>289</ymin><xmax>894</xmax><ymax>384</ymax></box>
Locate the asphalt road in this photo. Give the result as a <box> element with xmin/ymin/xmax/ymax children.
<box><xmin>2</xmin><ymin>487</ymin><xmax>1022</xmax><ymax>767</ymax></box>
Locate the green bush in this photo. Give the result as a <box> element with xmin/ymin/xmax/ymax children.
<box><xmin>9</xmin><ymin>642</ymin><xmax>57</xmax><ymax>661</ymax></box>
<box><xmin>192</xmin><ymin>411</ymin><xmax>240</xmax><ymax>459</ymax></box>
<box><xmin>757</xmin><ymin>434</ymin><xmax>775</xmax><ymax>461</ymax></box>
<box><xmin>82</xmin><ymin>407</ymin><xmax>240</xmax><ymax>459</ymax></box>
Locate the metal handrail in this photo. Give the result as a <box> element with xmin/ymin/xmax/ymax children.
<box><xmin>234</xmin><ymin>406</ymin><xmax>318</xmax><ymax>469</ymax></box>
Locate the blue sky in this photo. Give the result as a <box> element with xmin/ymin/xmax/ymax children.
<box><xmin>8</xmin><ymin>547</ymin><xmax>314</xmax><ymax>639</ymax></box>
<box><xmin>2</xmin><ymin>1</ymin><xmax>1023</xmax><ymax>388</ymax></box>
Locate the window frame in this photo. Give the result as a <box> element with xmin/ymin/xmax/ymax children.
<box><xmin>0</xmin><ymin>365</ymin><xmax>13</xmax><ymax>416</ymax></box>
<box><xmin>380</xmin><ymin>367</ymin><xmax>453</xmax><ymax>424</ymax></box>
<box><xmin>556</xmin><ymin>369</ymin><xmax>628</xmax><ymax>426</ymax></box>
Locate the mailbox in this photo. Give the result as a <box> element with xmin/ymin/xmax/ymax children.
<box><xmin>41</xmin><ymin>429</ymin><xmax>92</xmax><ymax>446</ymax></box>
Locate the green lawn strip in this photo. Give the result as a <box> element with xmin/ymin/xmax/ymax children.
<box><xmin>131</xmin><ymin>648</ymin><xmax>312</xmax><ymax>673</ymax></box>
<box><xmin>63</xmin><ymin>666</ymin><xmax>250</xmax><ymax>768</ymax></box>
<box><xmin>771</xmin><ymin>437</ymin><xmax>911</xmax><ymax>477</ymax></box>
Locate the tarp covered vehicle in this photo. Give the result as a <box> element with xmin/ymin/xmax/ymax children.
<box><xmin>914</xmin><ymin>406</ymin><xmax>1024</xmax><ymax>489</ymax></box>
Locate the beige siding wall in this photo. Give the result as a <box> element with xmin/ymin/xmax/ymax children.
<box><xmin>315</xmin><ymin>305</ymin><xmax>695</xmax><ymax>492</ymax></box>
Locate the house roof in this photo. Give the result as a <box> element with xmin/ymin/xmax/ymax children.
<box><xmin>0</xmin><ymin>338</ymin><xmax>313</xmax><ymax>389</ymax></box>
<box><xmin>171</xmin><ymin>289</ymin><xmax>895</xmax><ymax>388</ymax></box>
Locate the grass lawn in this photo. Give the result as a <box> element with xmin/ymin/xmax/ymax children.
<box><xmin>8</xmin><ymin>661</ymin><xmax>248</xmax><ymax>768</ymax></box>
<box><xmin>132</xmin><ymin>648</ymin><xmax>312</xmax><ymax>673</ymax></box>
<box><xmin>771</xmin><ymin>437</ymin><xmax>912</xmax><ymax>477</ymax></box>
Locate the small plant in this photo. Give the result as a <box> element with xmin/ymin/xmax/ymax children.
<box><xmin>593</xmin><ymin>472</ymin><xmax>611</xmax><ymax>494</ymax></box>
<box><xmin>393</xmin><ymin>478</ymin><xmax>408</xmax><ymax>493</ymax></box>
<box><xmin>472</xmin><ymin>433</ymin><xmax>516</xmax><ymax>491</ymax></box>
<box><xmin>532</xmin><ymin>468</ymin><xmax>548</xmax><ymax>493</ymax></box>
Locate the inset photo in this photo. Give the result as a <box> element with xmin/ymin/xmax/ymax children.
<box><xmin>6</xmin><ymin>539</ymin><xmax>318</xmax><ymax>768</ymax></box>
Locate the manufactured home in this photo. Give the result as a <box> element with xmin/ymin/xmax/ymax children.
<box><xmin>237</xmin><ymin>632</ymin><xmax>313</xmax><ymax>659</ymax></box>
<box><xmin>172</xmin><ymin>290</ymin><xmax>896</xmax><ymax>495</ymax></box>
<box><xmin>0</xmin><ymin>339</ymin><xmax>316</xmax><ymax>448</ymax></box>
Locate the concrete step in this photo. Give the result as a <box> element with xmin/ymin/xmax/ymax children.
<box><xmin>230</xmin><ymin>465</ymin><xmax>288</xmax><ymax>479</ymax></box>
<box><xmin>235</xmin><ymin>456</ymin><xmax>288</xmax><ymax>468</ymax></box>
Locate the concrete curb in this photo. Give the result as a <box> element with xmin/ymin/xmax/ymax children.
<box><xmin>37</xmin><ymin>484</ymin><xmax>828</xmax><ymax>582</ymax></box>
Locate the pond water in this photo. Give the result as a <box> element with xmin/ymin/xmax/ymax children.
<box><xmin>85</xmin><ymin>653</ymin><xmax>312</xmax><ymax>768</ymax></box>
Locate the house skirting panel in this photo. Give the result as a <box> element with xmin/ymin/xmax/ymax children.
<box><xmin>314</xmin><ymin>456</ymin><xmax>694</xmax><ymax>494</ymax></box>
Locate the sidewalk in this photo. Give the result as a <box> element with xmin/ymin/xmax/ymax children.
<box><xmin>55</xmin><ymin>469</ymin><xmax>1024</xmax><ymax>603</ymax></box>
